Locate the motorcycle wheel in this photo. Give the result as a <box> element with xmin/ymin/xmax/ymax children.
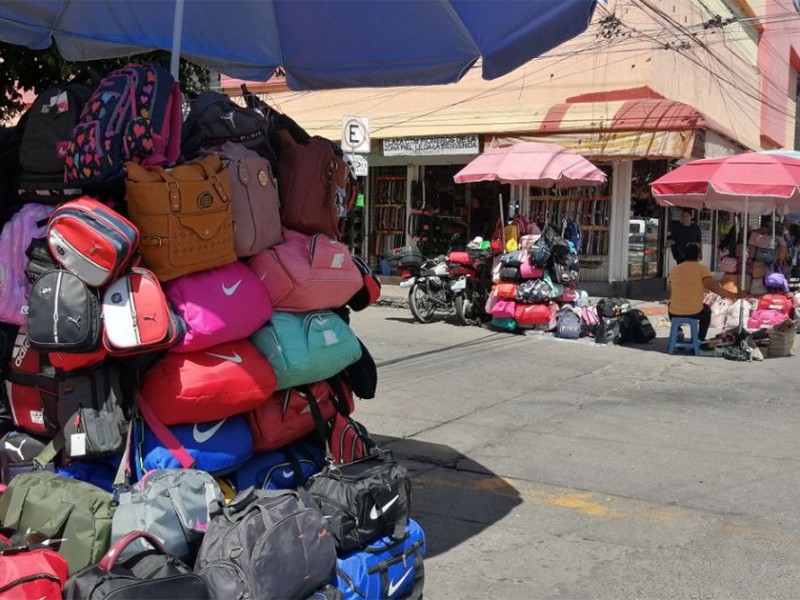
<box><xmin>454</xmin><ymin>294</ymin><xmax>479</xmax><ymax>326</ymax></box>
<box><xmin>409</xmin><ymin>282</ymin><xmax>437</xmax><ymax>323</ymax></box>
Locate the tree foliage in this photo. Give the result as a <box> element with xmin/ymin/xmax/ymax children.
<box><xmin>0</xmin><ymin>43</ymin><xmax>211</xmax><ymax>122</ymax></box>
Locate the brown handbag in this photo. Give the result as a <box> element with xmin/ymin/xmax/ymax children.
<box><xmin>125</xmin><ymin>154</ymin><xmax>236</xmax><ymax>281</ymax></box>
<box><xmin>277</xmin><ymin>130</ymin><xmax>354</xmax><ymax>239</ymax></box>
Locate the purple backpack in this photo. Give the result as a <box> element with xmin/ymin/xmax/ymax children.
<box><xmin>765</xmin><ymin>269</ymin><xmax>789</xmax><ymax>293</ymax></box>
<box><xmin>64</xmin><ymin>63</ymin><xmax>181</xmax><ymax>186</ymax></box>
<box><xmin>0</xmin><ymin>204</ymin><xmax>54</xmax><ymax>324</ymax></box>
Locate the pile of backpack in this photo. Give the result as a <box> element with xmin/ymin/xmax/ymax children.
<box><xmin>0</xmin><ymin>63</ymin><xmax>426</xmax><ymax>599</ymax></box>
<box><xmin>580</xmin><ymin>297</ymin><xmax>657</xmax><ymax>345</ymax></box>
<box><xmin>485</xmin><ymin>225</ymin><xmax>587</xmax><ymax>339</ymax></box>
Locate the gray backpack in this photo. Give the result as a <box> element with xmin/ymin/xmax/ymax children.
<box><xmin>194</xmin><ymin>488</ymin><xmax>336</xmax><ymax>600</ymax></box>
<box><xmin>556</xmin><ymin>308</ymin><xmax>582</xmax><ymax>340</ymax></box>
<box><xmin>111</xmin><ymin>469</ymin><xmax>224</xmax><ymax>566</ymax></box>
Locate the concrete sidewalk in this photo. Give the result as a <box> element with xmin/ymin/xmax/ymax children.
<box><xmin>376</xmin><ymin>280</ymin><xmax>670</xmax><ymax>320</ymax></box>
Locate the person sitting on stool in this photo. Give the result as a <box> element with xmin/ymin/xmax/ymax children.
<box><xmin>667</xmin><ymin>243</ymin><xmax>742</xmax><ymax>341</ymax></box>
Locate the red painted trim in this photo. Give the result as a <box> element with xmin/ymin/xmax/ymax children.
<box><xmin>565</xmin><ymin>86</ymin><xmax>666</xmax><ymax>104</ymax></box>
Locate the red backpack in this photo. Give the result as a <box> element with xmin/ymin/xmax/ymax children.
<box><xmin>0</xmin><ymin>533</ymin><xmax>69</xmax><ymax>600</ymax></box>
<box><xmin>64</xmin><ymin>63</ymin><xmax>181</xmax><ymax>186</ymax></box>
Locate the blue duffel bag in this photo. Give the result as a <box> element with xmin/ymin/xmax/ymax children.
<box><xmin>335</xmin><ymin>518</ymin><xmax>425</xmax><ymax>600</ymax></box>
<box><xmin>232</xmin><ymin>440</ymin><xmax>326</xmax><ymax>491</ymax></box>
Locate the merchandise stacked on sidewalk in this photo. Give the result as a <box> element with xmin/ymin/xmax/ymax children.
<box><xmin>484</xmin><ymin>222</ymin><xmax>657</xmax><ymax>345</ymax></box>
<box><xmin>0</xmin><ymin>64</ymin><xmax>425</xmax><ymax>599</ymax></box>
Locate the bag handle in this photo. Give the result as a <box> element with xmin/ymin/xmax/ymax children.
<box><xmin>152</xmin><ymin>166</ymin><xmax>182</xmax><ymax>212</ymax></box>
<box><xmin>98</xmin><ymin>531</ymin><xmax>168</xmax><ymax>571</ymax></box>
<box><xmin>300</xmin><ymin>384</ymin><xmax>334</xmax><ymax>463</ymax></box>
<box><xmin>135</xmin><ymin>394</ymin><xmax>196</xmax><ymax>469</ymax></box>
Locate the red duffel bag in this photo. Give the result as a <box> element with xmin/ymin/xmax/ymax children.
<box><xmin>247</xmin><ymin>378</ymin><xmax>354</xmax><ymax>452</ymax></box>
<box><xmin>757</xmin><ymin>293</ymin><xmax>793</xmax><ymax>316</ymax></box>
<box><xmin>139</xmin><ymin>340</ymin><xmax>277</xmax><ymax>425</ymax></box>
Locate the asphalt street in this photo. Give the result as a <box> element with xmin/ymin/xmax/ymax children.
<box><xmin>350</xmin><ymin>306</ymin><xmax>800</xmax><ymax>600</ymax></box>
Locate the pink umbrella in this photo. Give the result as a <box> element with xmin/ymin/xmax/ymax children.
<box><xmin>651</xmin><ymin>152</ymin><xmax>800</xmax><ymax>214</ymax></box>
<box><xmin>453</xmin><ymin>141</ymin><xmax>607</xmax><ymax>187</ymax></box>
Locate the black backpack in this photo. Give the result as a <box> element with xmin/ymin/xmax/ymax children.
<box><xmin>595</xmin><ymin>316</ymin><xmax>622</xmax><ymax>345</ymax></box>
<box><xmin>194</xmin><ymin>488</ymin><xmax>337</xmax><ymax>600</ymax></box>
<box><xmin>596</xmin><ymin>297</ymin><xmax>630</xmax><ymax>319</ymax></box>
<box><xmin>18</xmin><ymin>83</ymin><xmax>92</xmax><ymax>203</ymax></box>
<box><xmin>620</xmin><ymin>308</ymin><xmax>656</xmax><ymax>344</ymax></box>
<box><xmin>23</xmin><ymin>237</ymin><xmax>59</xmax><ymax>284</ymax></box>
<box><xmin>26</xmin><ymin>269</ymin><xmax>102</xmax><ymax>353</ymax></box>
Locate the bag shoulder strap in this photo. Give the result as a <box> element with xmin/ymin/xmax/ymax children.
<box><xmin>135</xmin><ymin>394</ymin><xmax>195</xmax><ymax>469</ymax></box>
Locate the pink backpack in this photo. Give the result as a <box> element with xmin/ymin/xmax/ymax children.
<box><xmin>218</xmin><ymin>142</ymin><xmax>282</xmax><ymax>257</ymax></box>
<box><xmin>0</xmin><ymin>204</ymin><xmax>54</xmax><ymax>325</ymax></box>
<box><xmin>491</xmin><ymin>300</ymin><xmax>516</xmax><ymax>319</ymax></box>
<box><xmin>248</xmin><ymin>228</ymin><xmax>363</xmax><ymax>312</ymax></box>
<box><xmin>580</xmin><ymin>305</ymin><xmax>600</xmax><ymax>336</ymax></box>
<box><xmin>747</xmin><ymin>309</ymin><xmax>788</xmax><ymax>329</ymax></box>
<box><xmin>165</xmin><ymin>261</ymin><xmax>272</xmax><ymax>353</ymax></box>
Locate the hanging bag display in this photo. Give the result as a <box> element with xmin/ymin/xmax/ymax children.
<box><xmin>47</xmin><ymin>197</ymin><xmax>139</xmax><ymax>287</ymax></box>
<box><xmin>306</xmin><ymin>449</ymin><xmax>412</xmax><ymax>553</ymax></box>
<box><xmin>249</xmin><ymin>228</ymin><xmax>363</xmax><ymax>312</ymax></box>
<box><xmin>63</xmin><ymin>531</ymin><xmax>209</xmax><ymax>600</ymax></box>
<box><xmin>26</xmin><ymin>269</ymin><xmax>102</xmax><ymax>353</ymax></box>
<box><xmin>335</xmin><ymin>518</ymin><xmax>426</xmax><ymax>600</ymax></box>
<box><xmin>125</xmin><ymin>154</ymin><xmax>236</xmax><ymax>282</ymax></box>
<box><xmin>102</xmin><ymin>268</ymin><xmax>183</xmax><ymax>355</ymax></box>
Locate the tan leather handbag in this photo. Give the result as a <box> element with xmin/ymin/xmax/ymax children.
<box><xmin>125</xmin><ymin>154</ymin><xmax>236</xmax><ymax>281</ymax></box>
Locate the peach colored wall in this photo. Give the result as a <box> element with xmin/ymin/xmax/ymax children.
<box><xmin>758</xmin><ymin>0</ymin><xmax>800</xmax><ymax>148</ymax></box>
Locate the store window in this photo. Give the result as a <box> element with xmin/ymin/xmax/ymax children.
<box><xmin>370</xmin><ymin>165</ymin><xmax>407</xmax><ymax>268</ymax></box>
<box><xmin>629</xmin><ymin>160</ymin><xmax>669</xmax><ymax>280</ymax></box>
<box><xmin>409</xmin><ymin>165</ymin><xmax>469</xmax><ymax>257</ymax></box>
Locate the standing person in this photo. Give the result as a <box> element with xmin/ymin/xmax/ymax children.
<box><xmin>666</xmin><ymin>210</ymin><xmax>702</xmax><ymax>264</ymax></box>
<box><xmin>667</xmin><ymin>243</ymin><xmax>741</xmax><ymax>341</ymax></box>
<box><xmin>469</xmin><ymin>196</ymin><xmax>491</xmax><ymax>240</ymax></box>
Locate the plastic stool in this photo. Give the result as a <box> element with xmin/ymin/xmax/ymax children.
<box><xmin>667</xmin><ymin>317</ymin><xmax>702</xmax><ymax>355</ymax></box>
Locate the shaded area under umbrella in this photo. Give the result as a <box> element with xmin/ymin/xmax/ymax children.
<box><xmin>453</xmin><ymin>141</ymin><xmax>607</xmax><ymax>248</ymax></box>
<box><xmin>651</xmin><ymin>151</ymin><xmax>800</xmax><ymax>332</ymax></box>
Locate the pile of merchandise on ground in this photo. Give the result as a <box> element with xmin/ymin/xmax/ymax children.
<box><xmin>0</xmin><ymin>64</ymin><xmax>425</xmax><ymax>599</ymax></box>
<box><xmin>485</xmin><ymin>226</ymin><xmax>657</xmax><ymax>345</ymax></box>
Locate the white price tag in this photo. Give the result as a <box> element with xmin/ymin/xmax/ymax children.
<box><xmin>70</xmin><ymin>433</ymin><xmax>87</xmax><ymax>457</ymax></box>
<box><xmin>322</xmin><ymin>330</ymin><xmax>339</xmax><ymax>346</ymax></box>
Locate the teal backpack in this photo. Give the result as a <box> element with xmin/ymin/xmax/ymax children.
<box><xmin>250</xmin><ymin>311</ymin><xmax>362</xmax><ymax>390</ymax></box>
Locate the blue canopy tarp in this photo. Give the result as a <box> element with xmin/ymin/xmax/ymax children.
<box><xmin>0</xmin><ymin>0</ymin><xmax>598</xmax><ymax>89</ymax></box>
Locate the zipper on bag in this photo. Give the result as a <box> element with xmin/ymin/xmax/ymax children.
<box><xmin>0</xmin><ymin>573</ymin><xmax>61</xmax><ymax>594</ymax></box>
<box><xmin>53</xmin><ymin>270</ymin><xmax>63</xmax><ymax>344</ymax></box>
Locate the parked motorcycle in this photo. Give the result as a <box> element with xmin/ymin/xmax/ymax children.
<box><xmin>399</xmin><ymin>254</ymin><xmax>459</xmax><ymax>323</ymax></box>
<box><xmin>447</xmin><ymin>248</ymin><xmax>494</xmax><ymax>326</ymax></box>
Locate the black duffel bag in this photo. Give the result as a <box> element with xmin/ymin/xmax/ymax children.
<box><xmin>306</xmin><ymin>449</ymin><xmax>411</xmax><ymax>553</ymax></box>
<box><xmin>63</xmin><ymin>531</ymin><xmax>209</xmax><ymax>599</ymax></box>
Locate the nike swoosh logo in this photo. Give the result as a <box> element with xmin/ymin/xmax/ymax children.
<box><xmin>369</xmin><ymin>495</ymin><xmax>399</xmax><ymax>520</ymax></box>
<box><xmin>387</xmin><ymin>568</ymin><xmax>413</xmax><ymax>597</ymax></box>
<box><xmin>192</xmin><ymin>419</ymin><xmax>227</xmax><ymax>444</ymax></box>
<box><xmin>205</xmin><ymin>351</ymin><xmax>242</xmax><ymax>364</ymax></box>
<box><xmin>281</xmin><ymin>469</ymin><xmax>294</xmax><ymax>479</ymax></box>
<box><xmin>222</xmin><ymin>279</ymin><xmax>242</xmax><ymax>296</ymax></box>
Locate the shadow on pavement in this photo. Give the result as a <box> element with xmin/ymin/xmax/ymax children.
<box><xmin>374</xmin><ymin>434</ymin><xmax>523</xmax><ymax>559</ymax></box>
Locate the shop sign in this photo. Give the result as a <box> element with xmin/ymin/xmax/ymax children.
<box><xmin>344</xmin><ymin>154</ymin><xmax>369</xmax><ymax>177</ymax></box>
<box><xmin>382</xmin><ymin>135</ymin><xmax>479</xmax><ymax>157</ymax></box>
